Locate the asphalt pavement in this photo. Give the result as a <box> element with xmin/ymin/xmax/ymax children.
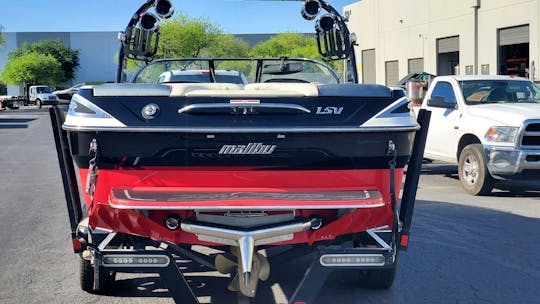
<box><xmin>1</xmin><ymin>107</ymin><xmax>539</xmax><ymax>304</ymax></box>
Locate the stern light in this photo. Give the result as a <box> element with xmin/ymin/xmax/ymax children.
<box><xmin>142</xmin><ymin>103</ymin><xmax>160</xmax><ymax>120</ymax></box>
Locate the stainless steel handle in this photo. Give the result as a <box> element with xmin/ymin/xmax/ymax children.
<box><xmin>178</xmin><ymin>103</ymin><xmax>311</xmax><ymax>114</ymax></box>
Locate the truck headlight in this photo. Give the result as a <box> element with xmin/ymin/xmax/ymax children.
<box><xmin>484</xmin><ymin>126</ymin><xmax>519</xmax><ymax>143</ymax></box>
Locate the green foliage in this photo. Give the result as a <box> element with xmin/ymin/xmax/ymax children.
<box><xmin>9</xmin><ymin>40</ymin><xmax>79</xmax><ymax>82</ymax></box>
<box><xmin>157</xmin><ymin>14</ymin><xmax>249</xmax><ymax>59</ymax></box>
<box><xmin>1</xmin><ymin>52</ymin><xmax>64</xmax><ymax>86</ymax></box>
<box><xmin>251</xmin><ymin>32</ymin><xmax>321</xmax><ymax>59</ymax></box>
<box><xmin>203</xmin><ymin>34</ymin><xmax>250</xmax><ymax>58</ymax></box>
<box><xmin>158</xmin><ymin>13</ymin><xmax>223</xmax><ymax>58</ymax></box>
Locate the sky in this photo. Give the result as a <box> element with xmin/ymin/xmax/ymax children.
<box><xmin>0</xmin><ymin>0</ymin><xmax>357</xmax><ymax>34</ymax></box>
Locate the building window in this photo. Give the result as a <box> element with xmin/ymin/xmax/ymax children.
<box><xmin>385</xmin><ymin>60</ymin><xmax>399</xmax><ymax>86</ymax></box>
<box><xmin>361</xmin><ymin>49</ymin><xmax>376</xmax><ymax>84</ymax></box>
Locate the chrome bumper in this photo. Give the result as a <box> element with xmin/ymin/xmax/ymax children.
<box><xmin>484</xmin><ymin>145</ymin><xmax>540</xmax><ymax>177</ymax></box>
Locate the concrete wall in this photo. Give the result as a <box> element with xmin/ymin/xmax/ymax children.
<box><xmin>345</xmin><ymin>0</ymin><xmax>540</xmax><ymax>84</ymax></box>
<box><xmin>70</xmin><ymin>32</ymin><xmax>119</xmax><ymax>84</ymax></box>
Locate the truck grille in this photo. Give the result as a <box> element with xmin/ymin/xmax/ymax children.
<box><xmin>521</xmin><ymin>122</ymin><xmax>540</xmax><ymax>147</ymax></box>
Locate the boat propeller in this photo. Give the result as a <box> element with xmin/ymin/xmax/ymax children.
<box><xmin>215</xmin><ymin>247</ymin><xmax>270</xmax><ymax>298</ymax></box>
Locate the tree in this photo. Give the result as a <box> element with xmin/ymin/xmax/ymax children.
<box><xmin>158</xmin><ymin>13</ymin><xmax>223</xmax><ymax>58</ymax></box>
<box><xmin>251</xmin><ymin>32</ymin><xmax>321</xmax><ymax>59</ymax></box>
<box><xmin>1</xmin><ymin>52</ymin><xmax>64</xmax><ymax>86</ymax></box>
<box><xmin>157</xmin><ymin>13</ymin><xmax>249</xmax><ymax>59</ymax></box>
<box><xmin>9</xmin><ymin>40</ymin><xmax>79</xmax><ymax>82</ymax></box>
<box><xmin>203</xmin><ymin>34</ymin><xmax>250</xmax><ymax>58</ymax></box>
<box><xmin>251</xmin><ymin>32</ymin><xmax>343</xmax><ymax>74</ymax></box>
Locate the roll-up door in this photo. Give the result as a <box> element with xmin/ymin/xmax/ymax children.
<box><xmin>362</xmin><ymin>49</ymin><xmax>376</xmax><ymax>84</ymax></box>
<box><xmin>499</xmin><ymin>25</ymin><xmax>529</xmax><ymax>46</ymax></box>
<box><xmin>385</xmin><ymin>60</ymin><xmax>399</xmax><ymax>86</ymax></box>
<box><xmin>408</xmin><ymin>58</ymin><xmax>424</xmax><ymax>73</ymax></box>
<box><xmin>437</xmin><ymin>36</ymin><xmax>459</xmax><ymax>53</ymax></box>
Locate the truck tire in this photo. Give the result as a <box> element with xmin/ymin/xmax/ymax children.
<box><xmin>36</xmin><ymin>99</ymin><xmax>42</xmax><ymax>109</ymax></box>
<box><xmin>458</xmin><ymin>144</ymin><xmax>494</xmax><ymax>196</ymax></box>
<box><xmin>79</xmin><ymin>258</ymin><xmax>115</xmax><ymax>294</ymax></box>
<box><xmin>358</xmin><ymin>261</ymin><xmax>397</xmax><ymax>289</ymax></box>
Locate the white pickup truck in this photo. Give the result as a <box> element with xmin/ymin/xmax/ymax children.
<box><xmin>418</xmin><ymin>75</ymin><xmax>540</xmax><ymax>195</ymax></box>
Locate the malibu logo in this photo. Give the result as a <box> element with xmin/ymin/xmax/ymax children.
<box><xmin>219</xmin><ymin>143</ymin><xmax>277</xmax><ymax>155</ymax></box>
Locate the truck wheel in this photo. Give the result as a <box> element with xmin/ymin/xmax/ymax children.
<box><xmin>458</xmin><ymin>144</ymin><xmax>494</xmax><ymax>196</ymax></box>
<box><xmin>358</xmin><ymin>261</ymin><xmax>397</xmax><ymax>289</ymax></box>
<box><xmin>79</xmin><ymin>258</ymin><xmax>115</xmax><ymax>294</ymax></box>
<box><xmin>36</xmin><ymin>99</ymin><xmax>42</xmax><ymax>109</ymax></box>
<box><xmin>7</xmin><ymin>105</ymin><xmax>19</xmax><ymax>110</ymax></box>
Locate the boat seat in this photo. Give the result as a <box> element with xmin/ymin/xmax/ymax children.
<box><xmin>108</xmin><ymin>186</ymin><xmax>385</xmax><ymax>211</ymax></box>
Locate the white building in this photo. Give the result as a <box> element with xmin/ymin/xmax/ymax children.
<box><xmin>345</xmin><ymin>0</ymin><xmax>538</xmax><ymax>85</ymax></box>
<box><xmin>0</xmin><ymin>32</ymin><xmax>120</xmax><ymax>95</ymax></box>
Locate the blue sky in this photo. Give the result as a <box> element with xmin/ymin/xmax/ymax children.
<box><xmin>1</xmin><ymin>0</ymin><xmax>356</xmax><ymax>34</ymax></box>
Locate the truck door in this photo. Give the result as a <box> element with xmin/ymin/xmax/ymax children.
<box><xmin>29</xmin><ymin>87</ymin><xmax>35</xmax><ymax>101</ymax></box>
<box><xmin>423</xmin><ymin>81</ymin><xmax>462</xmax><ymax>162</ymax></box>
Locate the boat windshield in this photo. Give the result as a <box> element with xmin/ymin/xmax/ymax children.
<box><xmin>131</xmin><ymin>58</ymin><xmax>341</xmax><ymax>84</ymax></box>
<box><xmin>460</xmin><ymin>80</ymin><xmax>540</xmax><ymax>105</ymax></box>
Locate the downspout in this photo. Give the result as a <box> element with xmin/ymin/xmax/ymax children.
<box><xmin>471</xmin><ymin>0</ymin><xmax>480</xmax><ymax>74</ymax></box>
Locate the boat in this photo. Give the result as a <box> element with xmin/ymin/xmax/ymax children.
<box><xmin>50</xmin><ymin>1</ymin><xmax>430</xmax><ymax>303</ymax></box>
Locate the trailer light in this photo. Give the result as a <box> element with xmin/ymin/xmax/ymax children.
<box><xmin>102</xmin><ymin>254</ymin><xmax>170</xmax><ymax>267</ymax></box>
<box><xmin>319</xmin><ymin>254</ymin><xmax>385</xmax><ymax>266</ymax></box>
<box><xmin>165</xmin><ymin>214</ymin><xmax>181</xmax><ymax>230</ymax></box>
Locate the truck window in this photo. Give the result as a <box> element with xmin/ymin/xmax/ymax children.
<box><xmin>460</xmin><ymin>80</ymin><xmax>540</xmax><ymax>104</ymax></box>
<box><xmin>431</xmin><ymin>82</ymin><xmax>457</xmax><ymax>104</ymax></box>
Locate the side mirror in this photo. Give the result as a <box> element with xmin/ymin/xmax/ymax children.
<box><xmin>427</xmin><ymin>95</ymin><xmax>457</xmax><ymax>109</ymax></box>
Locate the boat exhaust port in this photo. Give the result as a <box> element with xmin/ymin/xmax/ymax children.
<box><xmin>164</xmin><ymin>214</ymin><xmax>181</xmax><ymax>230</ymax></box>
<box><xmin>181</xmin><ymin>217</ymin><xmax>314</xmax><ymax>297</ymax></box>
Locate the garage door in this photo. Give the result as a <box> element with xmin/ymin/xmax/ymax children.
<box><xmin>499</xmin><ymin>25</ymin><xmax>529</xmax><ymax>46</ymax></box>
<box><xmin>362</xmin><ymin>49</ymin><xmax>376</xmax><ymax>84</ymax></box>
<box><xmin>437</xmin><ymin>36</ymin><xmax>459</xmax><ymax>53</ymax></box>
<box><xmin>385</xmin><ymin>60</ymin><xmax>399</xmax><ymax>86</ymax></box>
<box><xmin>408</xmin><ymin>58</ymin><xmax>424</xmax><ymax>73</ymax></box>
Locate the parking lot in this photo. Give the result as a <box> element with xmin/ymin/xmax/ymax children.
<box><xmin>1</xmin><ymin>107</ymin><xmax>539</xmax><ymax>304</ymax></box>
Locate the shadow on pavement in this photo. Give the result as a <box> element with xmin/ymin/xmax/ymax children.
<box><xmin>423</xmin><ymin>162</ymin><xmax>540</xmax><ymax>197</ymax></box>
<box><xmin>96</xmin><ymin>200</ymin><xmax>540</xmax><ymax>304</ymax></box>
<box><xmin>0</xmin><ymin>118</ymin><xmax>38</xmax><ymax>129</ymax></box>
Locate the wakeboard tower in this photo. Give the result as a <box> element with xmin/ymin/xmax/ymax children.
<box><xmin>50</xmin><ymin>0</ymin><xmax>431</xmax><ymax>303</ymax></box>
